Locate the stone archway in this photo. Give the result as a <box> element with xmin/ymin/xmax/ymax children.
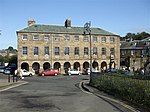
<box><xmin>74</xmin><ymin>62</ymin><xmax>80</xmax><ymax>70</ymax></box>
<box><xmin>21</xmin><ymin>62</ymin><xmax>29</xmax><ymax>71</ymax></box>
<box><xmin>83</xmin><ymin>61</ymin><xmax>89</xmax><ymax>69</ymax></box>
<box><xmin>32</xmin><ymin>62</ymin><xmax>40</xmax><ymax>74</ymax></box>
<box><xmin>43</xmin><ymin>62</ymin><xmax>50</xmax><ymax>70</ymax></box>
<box><xmin>92</xmin><ymin>61</ymin><xmax>99</xmax><ymax>70</ymax></box>
<box><xmin>64</xmin><ymin>62</ymin><xmax>71</xmax><ymax>74</ymax></box>
<box><xmin>54</xmin><ymin>62</ymin><xmax>61</xmax><ymax>71</ymax></box>
<box><xmin>101</xmin><ymin>61</ymin><xmax>107</xmax><ymax>72</ymax></box>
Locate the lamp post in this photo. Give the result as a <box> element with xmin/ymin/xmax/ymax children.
<box><xmin>84</xmin><ymin>21</ymin><xmax>92</xmax><ymax>83</ymax></box>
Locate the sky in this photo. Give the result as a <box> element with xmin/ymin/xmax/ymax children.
<box><xmin>0</xmin><ymin>0</ymin><xmax>150</xmax><ymax>49</ymax></box>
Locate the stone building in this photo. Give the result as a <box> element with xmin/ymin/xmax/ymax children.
<box><xmin>120</xmin><ymin>37</ymin><xmax>150</xmax><ymax>74</ymax></box>
<box><xmin>16</xmin><ymin>19</ymin><xmax>120</xmax><ymax>74</ymax></box>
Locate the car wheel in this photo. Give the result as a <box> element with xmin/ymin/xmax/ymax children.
<box><xmin>55</xmin><ymin>73</ymin><xmax>57</xmax><ymax>76</ymax></box>
<box><xmin>42</xmin><ymin>73</ymin><xmax>45</xmax><ymax>76</ymax></box>
<box><xmin>29</xmin><ymin>73</ymin><xmax>32</xmax><ymax>76</ymax></box>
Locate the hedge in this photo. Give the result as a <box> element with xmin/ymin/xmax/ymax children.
<box><xmin>90</xmin><ymin>74</ymin><xmax>150</xmax><ymax>110</ymax></box>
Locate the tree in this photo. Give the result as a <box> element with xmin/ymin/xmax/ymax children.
<box><xmin>9</xmin><ymin>54</ymin><xmax>17</xmax><ymax>64</ymax></box>
<box><xmin>8</xmin><ymin>46</ymin><xmax>14</xmax><ymax>51</ymax></box>
<box><xmin>123</xmin><ymin>32</ymin><xmax>150</xmax><ymax>41</ymax></box>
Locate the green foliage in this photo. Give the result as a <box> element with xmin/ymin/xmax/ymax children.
<box><xmin>91</xmin><ymin>74</ymin><xmax>150</xmax><ymax>109</ymax></box>
<box><xmin>9</xmin><ymin>54</ymin><xmax>17</xmax><ymax>64</ymax></box>
<box><xmin>121</xmin><ymin>32</ymin><xmax>150</xmax><ymax>41</ymax></box>
<box><xmin>0</xmin><ymin>55</ymin><xmax>17</xmax><ymax>65</ymax></box>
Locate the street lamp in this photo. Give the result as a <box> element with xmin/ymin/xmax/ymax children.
<box><xmin>84</xmin><ymin>21</ymin><xmax>92</xmax><ymax>83</ymax></box>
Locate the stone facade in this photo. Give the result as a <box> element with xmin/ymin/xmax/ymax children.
<box><xmin>120</xmin><ymin>37</ymin><xmax>150</xmax><ymax>73</ymax></box>
<box><xmin>17</xmin><ymin>19</ymin><xmax>120</xmax><ymax>74</ymax></box>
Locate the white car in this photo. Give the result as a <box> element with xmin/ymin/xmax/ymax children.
<box><xmin>22</xmin><ymin>69</ymin><xmax>34</xmax><ymax>76</ymax></box>
<box><xmin>68</xmin><ymin>69</ymin><xmax>80</xmax><ymax>75</ymax></box>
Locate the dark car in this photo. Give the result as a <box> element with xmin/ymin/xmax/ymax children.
<box><xmin>108</xmin><ymin>68</ymin><xmax>118</xmax><ymax>73</ymax></box>
<box><xmin>0</xmin><ymin>66</ymin><xmax>7</xmax><ymax>73</ymax></box>
<box><xmin>4</xmin><ymin>67</ymin><xmax>16</xmax><ymax>75</ymax></box>
<box><xmin>4</xmin><ymin>63</ymin><xmax>17</xmax><ymax>75</ymax></box>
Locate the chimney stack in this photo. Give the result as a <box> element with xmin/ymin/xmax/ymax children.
<box><xmin>65</xmin><ymin>18</ymin><xmax>71</xmax><ymax>28</ymax></box>
<box><xmin>28</xmin><ymin>19</ymin><xmax>36</xmax><ymax>26</ymax></box>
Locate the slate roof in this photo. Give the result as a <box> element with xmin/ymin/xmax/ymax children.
<box><xmin>17</xmin><ymin>24</ymin><xmax>119</xmax><ymax>36</ymax></box>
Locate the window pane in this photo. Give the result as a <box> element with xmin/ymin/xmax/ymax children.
<box><xmin>93</xmin><ymin>37</ymin><xmax>97</xmax><ymax>42</ymax></box>
<box><xmin>34</xmin><ymin>47</ymin><xmax>38</xmax><ymax>55</ymax></box>
<box><xmin>110</xmin><ymin>48</ymin><xmax>114</xmax><ymax>55</ymax></box>
<box><xmin>102</xmin><ymin>48</ymin><xmax>106</xmax><ymax>55</ymax></box>
<box><xmin>33</xmin><ymin>35</ymin><xmax>39</xmax><ymax>40</ymax></box>
<box><xmin>110</xmin><ymin>37</ymin><xmax>115</xmax><ymax>42</ymax></box>
<box><xmin>44</xmin><ymin>46</ymin><xmax>49</xmax><ymax>55</ymax></box>
<box><xmin>65</xmin><ymin>36</ymin><xmax>70</xmax><ymax>41</ymax></box>
<box><xmin>55</xmin><ymin>47</ymin><xmax>59</xmax><ymax>55</ymax></box>
<box><xmin>64</xmin><ymin>47</ymin><xmax>69</xmax><ymax>55</ymax></box>
<box><xmin>54</xmin><ymin>36</ymin><xmax>60</xmax><ymax>41</ymax></box>
<box><xmin>74</xmin><ymin>47</ymin><xmax>79</xmax><ymax>55</ymax></box>
<box><xmin>84</xmin><ymin>36</ymin><xmax>88</xmax><ymax>42</ymax></box>
<box><xmin>22</xmin><ymin>34</ymin><xmax>28</xmax><ymax>40</ymax></box>
<box><xmin>93</xmin><ymin>47</ymin><xmax>97</xmax><ymax>55</ymax></box>
<box><xmin>44</xmin><ymin>35</ymin><xmax>49</xmax><ymax>40</ymax></box>
<box><xmin>74</xmin><ymin>36</ymin><xmax>79</xmax><ymax>41</ymax></box>
<box><xmin>22</xmin><ymin>47</ymin><xmax>27</xmax><ymax>55</ymax></box>
<box><xmin>84</xmin><ymin>47</ymin><xmax>88</xmax><ymax>55</ymax></box>
<box><xmin>102</xmin><ymin>37</ymin><xmax>106</xmax><ymax>42</ymax></box>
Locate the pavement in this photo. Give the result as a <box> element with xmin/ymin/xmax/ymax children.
<box><xmin>81</xmin><ymin>80</ymin><xmax>140</xmax><ymax>112</ymax></box>
<box><xmin>0</xmin><ymin>73</ymin><xmax>28</xmax><ymax>92</ymax></box>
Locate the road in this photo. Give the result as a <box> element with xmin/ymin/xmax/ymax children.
<box><xmin>0</xmin><ymin>75</ymin><xmax>125</xmax><ymax>112</ymax></box>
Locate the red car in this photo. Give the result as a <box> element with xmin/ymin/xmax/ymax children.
<box><xmin>39</xmin><ymin>69</ymin><xmax>59</xmax><ymax>76</ymax></box>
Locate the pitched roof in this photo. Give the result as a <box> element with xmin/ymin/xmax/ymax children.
<box><xmin>17</xmin><ymin>24</ymin><xmax>119</xmax><ymax>36</ymax></box>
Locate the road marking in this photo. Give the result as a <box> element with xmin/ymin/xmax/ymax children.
<box><xmin>0</xmin><ymin>81</ymin><xmax>28</xmax><ymax>92</ymax></box>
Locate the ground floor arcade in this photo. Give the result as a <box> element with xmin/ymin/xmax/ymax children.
<box><xmin>19</xmin><ymin>60</ymin><xmax>118</xmax><ymax>74</ymax></box>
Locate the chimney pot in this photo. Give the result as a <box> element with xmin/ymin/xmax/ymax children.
<box><xmin>28</xmin><ymin>19</ymin><xmax>36</xmax><ymax>26</ymax></box>
<box><xmin>65</xmin><ymin>19</ymin><xmax>71</xmax><ymax>28</ymax></box>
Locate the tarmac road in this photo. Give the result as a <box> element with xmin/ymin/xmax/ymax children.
<box><xmin>0</xmin><ymin>74</ymin><xmax>137</xmax><ymax>112</ymax></box>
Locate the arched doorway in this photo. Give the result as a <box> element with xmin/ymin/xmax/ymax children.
<box><xmin>101</xmin><ymin>61</ymin><xmax>107</xmax><ymax>72</ymax></box>
<box><xmin>83</xmin><ymin>61</ymin><xmax>89</xmax><ymax>69</ymax></box>
<box><xmin>32</xmin><ymin>62</ymin><xmax>40</xmax><ymax>74</ymax></box>
<box><xmin>64</xmin><ymin>62</ymin><xmax>71</xmax><ymax>74</ymax></box>
<box><xmin>54</xmin><ymin>62</ymin><xmax>61</xmax><ymax>71</ymax></box>
<box><xmin>21</xmin><ymin>62</ymin><xmax>29</xmax><ymax>71</ymax></box>
<box><xmin>92</xmin><ymin>61</ymin><xmax>99</xmax><ymax>70</ymax></box>
<box><xmin>74</xmin><ymin>62</ymin><xmax>80</xmax><ymax>70</ymax></box>
<box><xmin>43</xmin><ymin>62</ymin><xmax>50</xmax><ymax>70</ymax></box>
<box><xmin>83</xmin><ymin>61</ymin><xmax>90</xmax><ymax>74</ymax></box>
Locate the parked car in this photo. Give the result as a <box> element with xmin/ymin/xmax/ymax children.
<box><xmin>22</xmin><ymin>69</ymin><xmax>34</xmax><ymax>76</ymax></box>
<box><xmin>4</xmin><ymin>63</ymin><xmax>17</xmax><ymax>75</ymax></box>
<box><xmin>108</xmin><ymin>68</ymin><xmax>118</xmax><ymax>73</ymax></box>
<box><xmin>68</xmin><ymin>69</ymin><xmax>80</xmax><ymax>75</ymax></box>
<box><xmin>0</xmin><ymin>66</ymin><xmax>7</xmax><ymax>73</ymax></box>
<box><xmin>4</xmin><ymin>67</ymin><xmax>14</xmax><ymax>75</ymax></box>
<box><xmin>39</xmin><ymin>69</ymin><xmax>59</xmax><ymax>76</ymax></box>
<box><xmin>86</xmin><ymin>68</ymin><xmax>100</xmax><ymax>75</ymax></box>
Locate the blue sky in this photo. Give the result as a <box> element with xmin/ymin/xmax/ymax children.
<box><xmin>0</xmin><ymin>0</ymin><xmax>149</xmax><ymax>49</ymax></box>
